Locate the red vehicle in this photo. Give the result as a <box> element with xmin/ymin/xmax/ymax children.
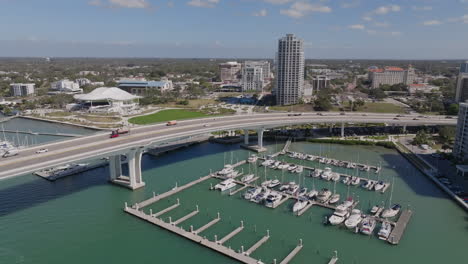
<box><xmin>110</xmin><ymin>130</ymin><xmax>119</xmax><ymax>138</ymax></box>
<box><xmin>110</xmin><ymin>126</ymin><xmax>130</xmax><ymax>138</ymax></box>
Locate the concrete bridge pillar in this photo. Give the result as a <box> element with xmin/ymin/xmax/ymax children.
<box><xmin>402</xmin><ymin>124</ymin><xmax>407</xmax><ymax>133</ymax></box>
<box><xmin>244</xmin><ymin>129</ymin><xmax>249</xmax><ymax>145</ymax></box>
<box><xmin>257</xmin><ymin>129</ymin><xmax>264</xmax><ymax>149</ymax></box>
<box><xmin>109</xmin><ymin>148</ymin><xmax>145</xmax><ymax>190</ymax></box>
<box><xmin>341</xmin><ymin>122</ymin><xmax>345</xmax><ymax>138</ymax></box>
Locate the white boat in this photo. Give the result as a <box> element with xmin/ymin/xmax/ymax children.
<box><xmin>292</xmin><ymin>198</ymin><xmax>309</xmax><ymax>212</ymax></box>
<box><xmin>279</xmin><ymin>182</ymin><xmax>294</xmax><ymax>191</ymax></box>
<box><xmin>329</xmin><ymin>207</ymin><xmax>350</xmax><ymax>225</ymax></box>
<box><xmin>2</xmin><ymin>148</ymin><xmax>19</xmax><ymax>157</ymax></box>
<box><xmin>312</xmin><ymin>169</ymin><xmax>322</xmax><ymax>178</ymax></box>
<box><xmin>307</xmin><ymin>189</ymin><xmax>318</xmax><ymax>199</ymax></box>
<box><xmin>247</xmin><ymin>155</ymin><xmax>258</xmax><ymax>163</ymax></box>
<box><xmin>321</xmin><ymin>167</ymin><xmax>332</xmax><ymax>180</ymax></box>
<box><xmin>286</xmin><ymin>183</ymin><xmax>300</xmax><ymax>195</ymax></box>
<box><xmin>375</xmin><ymin>167</ymin><xmax>382</xmax><ymax>174</ymax></box>
<box><xmin>344</xmin><ymin>209</ymin><xmax>363</xmax><ymax>229</ymax></box>
<box><xmin>342</xmin><ymin>176</ymin><xmax>350</xmax><ymax>185</ymax></box>
<box><xmin>297</xmin><ymin>187</ymin><xmax>308</xmax><ymax>197</ymax></box>
<box><xmin>218</xmin><ymin>165</ymin><xmax>234</xmax><ymax>176</ymax></box>
<box><xmin>360</xmin><ymin>217</ymin><xmax>377</xmax><ymax>235</ymax></box>
<box><xmin>378</xmin><ymin>221</ymin><xmax>393</xmax><ymax>240</ymax></box>
<box><xmin>330</xmin><ymin>172</ymin><xmax>340</xmax><ymax>182</ymax></box>
<box><xmin>294</xmin><ymin>166</ymin><xmax>304</xmax><ymax>174</ymax></box>
<box><xmin>328</xmin><ymin>193</ymin><xmax>340</xmax><ymax>204</ymax></box>
<box><xmin>374</xmin><ymin>181</ymin><xmax>385</xmax><ymax>191</ymax></box>
<box><xmin>226</xmin><ymin>170</ymin><xmax>240</xmax><ymax>178</ymax></box>
<box><xmin>319</xmin><ymin>157</ymin><xmax>326</xmax><ymax>164</ymax></box>
<box><xmin>350</xmin><ymin>176</ymin><xmax>360</xmax><ymax>186</ymax></box>
<box><xmin>288</xmin><ymin>165</ymin><xmax>298</xmax><ymax>172</ymax></box>
<box><xmin>317</xmin><ymin>188</ymin><xmax>332</xmax><ymax>203</ymax></box>
<box><xmin>270</xmin><ymin>161</ymin><xmax>281</xmax><ymax>169</ymax></box>
<box><xmin>251</xmin><ymin>188</ymin><xmax>271</xmax><ymax>203</ymax></box>
<box><xmin>361</xmin><ymin>180</ymin><xmax>371</xmax><ymax>189</ymax></box>
<box><xmin>278</xmin><ymin>163</ymin><xmax>289</xmax><ymax>170</ymax></box>
<box><xmin>268</xmin><ymin>179</ymin><xmax>281</xmax><ymax>188</ymax></box>
<box><xmin>214</xmin><ymin>178</ymin><xmax>237</xmax><ymax>191</ymax></box>
<box><xmin>244</xmin><ymin>187</ymin><xmax>262</xmax><ymax>200</ymax></box>
<box><xmin>381</xmin><ymin>204</ymin><xmax>401</xmax><ymax>218</ymax></box>
<box><xmin>241</xmin><ymin>174</ymin><xmax>255</xmax><ymax>183</ymax></box>
<box><xmin>261</xmin><ymin>180</ymin><xmax>272</xmax><ymax>187</ymax></box>
<box><xmin>341</xmin><ymin>197</ymin><xmax>354</xmax><ymax>209</ymax></box>
<box><xmin>370</xmin><ymin>205</ymin><xmax>383</xmax><ymax>214</ymax></box>
<box><xmin>265</xmin><ymin>192</ymin><xmax>283</xmax><ymax>208</ymax></box>
<box><xmin>261</xmin><ymin>159</ymin><xmax>274</xmax><ymax>167</ymax></box>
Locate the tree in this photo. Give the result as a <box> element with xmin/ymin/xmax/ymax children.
<box><xmin>313</xmin><ymin>96</ymin><xmax>332</xmax><ymax>111</ymax></box>
<box><xmin>438</xmin><ymin>126</ymin><xmax>456</xmax><ymax>144</ymax></box>
<box><xmin>447</xmin><ymin>103</ymin><xmax>459</xmax><ymax>115</ymax></box>
<box><xmin>413</xmin><ymin>130</ymin><xmax>430</xmax><ymax>145</ymax></box>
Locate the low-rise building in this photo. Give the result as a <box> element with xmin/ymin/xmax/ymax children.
<box><xmin>219</xmin><ymin>62</ymin><xmax>241</xmax><ymax>83</ymax></box>
<box><xmin>312</xmin><ymin>75</ymin><xmax>330</xmax><ymax>92</ymax></box>
<box><xmin>408</xmin><ymin>83</ymin><xmax>439</xmax><ymax>94</ymax></box>
<box><xmin>118</xmin><ymin>79</ymin><xmax>173</xmax><ymax>96</ymax></box>
<box><xmin>76</xmin><ymin>78</ymin><xmax>91</xmax><ymax>86</ymax></box>
<box><xmin>10</xmin><ymin>83</ymin><xmax>35</xmax><ymax>97</ymax></box>
<box><xmin>74</xmin><ymin>87</ymin><xmax>140</xmax><ymax>115</ymax></box>
<box><xmin>50</xmin><ymin>79</ymin><xmax>83</xmax><ymax>94</ymax></box>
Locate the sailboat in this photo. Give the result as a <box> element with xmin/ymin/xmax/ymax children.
<box><xmin>382</xmin><ymin>176</ymin><xmax>401</xmax><ymax>218</ymax></box>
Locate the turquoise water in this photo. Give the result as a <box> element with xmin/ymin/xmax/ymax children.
<box><xmin>0</xmin><ymin>141</ymin><xmax>466</xmax><ymax>263</ymax></box>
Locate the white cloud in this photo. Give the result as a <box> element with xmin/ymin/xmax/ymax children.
<box><xmin>447</xmin><ymin>14</ymin><xmax>468</xmax><ymax>23</ymax></box>
<box><xmin>253</xmin><ymin>9</ymin><xmax>268</xmax><ymax>17</ymax></box>
<box><xmin>362</xmin><ymin>16</ymin><xmax>372</xmax><ymax>21</ymax></box>
<box><xmin>390</xmin><ymin>31</ymin><xmax>401</xmax><ymax>36</ymax></box>
<box><xmin>340</xmin><ymin>0</ymin><xmax>360</xmax><ymax>8</ymax></box>
<box><xmin>280</xmin><ymin>1</ymin><xmax>332</xmax><ymax>19</ymax></box>
<box><xmin>108</xmin><ymin>0</ymin><xmax>150</xmax><ymax>8</ymax></box>
<box><xmin>348</xmin><ymin>24</ymin><xmax>365</xmax><ymax>30</ymax></box>
<box><xmin>374</xmin><ymin>22</ymin><xmax>390</xmax><ymax>27</ymax></box>
<box><xmin>264</xmin><ymin>0</ymin><xmax>292</xmax><ymax>4</ymax></box>
<box><xmin>423</xmin><ymin>20</ymin><xmax>442</xmax><ymax>26</ymax></box>
<box><xmin>366</xmin><ymin>29</ymin><xmax>377</xmax><ymax>35</ymax></box>
<box><xmin>372</xmin><ymin>5</ymin><xmax>400</xmax><ymax>15</ymax></box>
<box><xmin>88</xmin><ymin>0</ymin><xmax>102</xmax><ymax>6</ymax></box>
<box><xmin>412</xmin><ymin>6</ymin><xmax>432</xmax><ymax>11</ymax></box>
<box><xmin>187</xmin><ymin>0</ymin><xmax>219</xmax><ymax>8</ymax></box>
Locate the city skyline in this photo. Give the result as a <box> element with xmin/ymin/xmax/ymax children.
<box><xmin>0</xmin><ymin>0</ymin><xmax>468</xmax><ymax>59</ymax></box>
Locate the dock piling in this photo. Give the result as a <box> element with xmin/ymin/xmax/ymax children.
<box><xmin>267</xmin><ymin>229</ymin><xmax>270</xmax><ymax>237</ymax></box>
<box><xmin>241</xmin><ymin>220</ymin><xmax>244</xmax><ymax>227</ymax></box>
<box><xmin>168</xmin><ymin>216</ymin><xmax>172</xmax><ymax>224</ymax></box>
<box><xmin>214</xmin><ymin>235</ymin><xmax>218</xmax><ymax>243</ymax></box>
<box><xmin>150</xmin><ymin>209</ymin><xmax>153</xmax><ymax>216</ymax></box>
<box><xmin>217</xmin><ymin>212</ymin><xmax>220</xmax><ymax>219</ymax></box>
<box><xmin>124</xmin><ymin>202</ymin><xmax>128</xmax><ymax>209</ymax></box>
<box><xmin>190</xmin><ymin>225</ymin><xmax>194</xmax><ymax>233</ymax></box>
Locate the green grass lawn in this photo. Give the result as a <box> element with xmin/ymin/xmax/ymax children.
<box><xmin>128</xmin><ymin>109</ymin><xmax>210</xmax><ymax>125</ymax></box>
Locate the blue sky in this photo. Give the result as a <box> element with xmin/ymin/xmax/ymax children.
<box><xmin>0</xmin><ymin>0</ymin><xmax>467</xmax><ymax>59</ymax></box>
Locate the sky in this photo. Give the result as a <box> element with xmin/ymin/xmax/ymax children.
<box><xmin>0</xmin><ymin>0</ymin><xmax>467</xmax><ymax>59</ymax></box>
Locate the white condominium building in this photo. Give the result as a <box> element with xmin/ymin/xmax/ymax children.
<box><xmin>10</xmin><ymin>83</ymin><xmax>35</xmax><ymax>97</ymax></box>
<box><xmin>455</xmin><ymin>61</ymin><xmax>468</xmax><ymax>103</ymax></box>
<box><xmin>454</xmin><ymin>102</ymin><xmax>468</xmax><ymax>160</ymax></box>
<box><xmin>242</xmin><ymin>66</ymin><xmax>264</xmax><ymax>92</ymax></box>
<box><xmin>51</xmin><ymin>79</ymin><xmax>83</xmax><ymax>94</ymax></box>
<box><xmin>219</xmin><ymin>61</ymin><xmax>241</xmax><ymax>83</ymax></box>
<box><xmin>368</xmin><ymin>66</ymin><xmax>416</xmax><ymax>89</ymax></box>
<box><xmin>275</xmin><ymin>34</ymin><xmax>305</xmax><ymax>105</ymax></box>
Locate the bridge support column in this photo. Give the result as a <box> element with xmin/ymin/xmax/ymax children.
<box><xmin>244</xmin><ymin>129</ymin><xmax>249</xmax><ymax>145</ymax></box>
<box><xmin>109</xmin><ymin>148</ymin><xmax>145</xmax><ymax>190</ymax></box>
<box><xmin>341</xmin><ymin>122</ymin><xmax>345</xmax><ymax>138</ymax></box>
<box><xmin>257</xmin><ymin>129</ymin><xmax>264</xmax><ymax>149</ymax></box>
<box><xmin>402</xmin><ymin>124</ymin><xmax>407</xmax><ymax>133</ymax></box>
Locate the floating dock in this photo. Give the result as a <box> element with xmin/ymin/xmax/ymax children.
<box><xmin>387</xmin><ymin>209</ymin><xmax>413</xmax><ymax>245</ymax></box>
<box><xmin>279</xmin><ymin>241</ymin><xmax>303</xmax><ymax>264</ymax></box>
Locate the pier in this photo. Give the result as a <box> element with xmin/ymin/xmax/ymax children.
<box><xmin>244</xmin><ymin>231</ymin><xmax>270</xmax><ymax>256</ymax></box>
<box><xmin>279</xmin><ymin>240</ymin><xmax>303</xmax><ymax>264</ymax></box>
<box><xmin>152</xmin><ymin>201</ymin><xmax>180</xmax><ymax>218</ymax></box>
<box><xmin>1</xmin><ymin>129</ymin><xmax>82</xmax><ymax>137</ymax></box>
<box><xmin>387</xmin><ymin>209</ymin><xmax>413</xmax><ymax>245</ymax></box>
<box><xmin>217</xmin><ymin>222</ymin><xmax>244</xmax><ymax>245</ymax></box>
<box><xmin>172</xmin><ymin>206</ymin><xmax>199</xmax><ymax>225</ymax></box>
<box><xmin>194</xmin><ymin>215</ymin><xmax>221</xmax><ymax>234</ymax></box>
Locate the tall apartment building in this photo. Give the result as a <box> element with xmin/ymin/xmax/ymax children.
<box><xmin>454</xmin><ymin>102</ymin><xmax>468</xmax><ymax>160</ymax></box>
<box><xmin>10</xmin><ymin>83</ymin><xmax>35</xmax><ymax>97</ymax></box>
<box><xmin>219</xmin><ymin>62</ymin><xmax>241</xmax><ymax>83</ymax></box>
<box><xmin>455</xmin><ymin>61</ymin><xmax>468</xmax><ymax>103</ymax></box>
<box><xmin>50</xmin><ymin>79</ymin><xmax>82</xmax><ymax>94</ymax></box>
<box><xmin>241</xmin><ymin>61</ymin><xmax>270</xmax><ymax>92</ymax></box>
<box><xmin>312</xmin><ymin>75</ymin><xmax>330</xmax><ymax>92</ymax></box>
<box><xmin>368</xmin><ymin>66</ymin><xmax>416</xmax><ymax>89</ymax></box>
<box><xmin>275</xmin><ymin>34</ymin><xmax>305</xmax><ymax>105</ymax></box>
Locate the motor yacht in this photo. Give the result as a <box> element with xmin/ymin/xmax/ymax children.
<box><xmin>374</xmin><ymin>181</ymin><xmax>385</xmax><ymax>191</ymax></box>
<box><xmin>342</xmin><ymin>176</ymin><xmax>350</xmax><ymax>185</ymax></box>
<box><xmin>265</xmin><ymin>192</ymin><xmax>283</xmax><ymax>208</ymax></box>
<box><xmin>279</xmin><ymin>182</ymin><xmax>294</xmax><ymax>191</ymax></box>
<box><xmin>321</xmin><ymin>167</ymin><xmax>332</xmax><ymax>180</ymax></box>
<box><xmin>341</xmin><ymin>197</ymin><xmax>354</xmax><ymax>209</ymax></box>
<box><xmin>288</xmin><ymin>165</ymin><xmax>298</xmax><ymax>172</ymax></box>
<box><xmin>378</xmin><ymin>221</ymin><xmax>393</xmax><ymax>240</ymax></box>
<box><xmin>261</xmin><ymin>180</ymin><xmax>272</xmax><ymax>187</ymax></box>
<box><xmin>319</xmin><ymin>157</ymin><xmax>326</xmax><ymax>164</ymax></box>
<box><xmin>330</xmin><ymin>172</ymin><xmax>340</xmax><ymax>182</ymax></box>
<box><xmin>361</xmin><ymin>180</ymin><xmax>371</xmax><ymax>189</ymax></box>
<box><xmin>214</xmin><ymin>179</ymin><xmax>237</xmax><ymax>191</ymax></box>
<box><xmin>328</xmin><ymin>193</ymin><xmax>340</xmax><ymax>204</ymax></box>
<box><xmin>243</xmin><ymin>187</ymin><xmax>262</xmax><ymax>200</ymax></box>
<box><xmin>226</xmin><ymin>170</ymin><xmax>240</xmax><ymax>178</ymax></box>
<box><xmin>251</xmin><ymin>188</ymin><xmax>271</xmax><ymax>203</ymax></box>
<box><xmin>294</xmin><ymin>166</ymin><xmax>304</xmax><ymax>174</ymax></box>
<box><xmin>285</xmin><ymin>183</ymin><xmax>300</xmax><ymax>195</ymax></box>
<box><xmin>218</xmin><ymin>165</ymin><xmax>234</xmax><ymax>176</ymax></box>
<box><xmin>329</xmin><ymin>207</ymin><xmax>350</xmax><ymax>225</ymax></box>
<box><xmin>312</xmin><ymin>169</ymin><xmax>322</xmax><ymax>178</ymax></box>
<box><xmin>247</xmin><ymin>155</ymin><xmax>258</xmax><ymax>163</ymax></box>
<box><xmin>297</xmin><ymin>187</ymin><xmax>308</xmax><ymax>197</ymax></box>
<box><xmin>292</xmin><ymin>197</ymin><xmax>309</xmax><ymax>212</ymax></box>
<box><xmin>317</xmin><ymin>188</ymin><xmax>332</xmax><ymax>203</ymax></box>
<box><xmin>344</xmin><ymin>209</ymin><xmax>363</xmax><ymax>229</ymax></box>
<box><xmin>350</xmin><ymin>176</ymin><xmax>360</xmax><ymax>186</ymax></box>
<box><xmin>261</xmin><ymin>159</ymin><xmax>274</xmax><ymax>167</ymax></box>
<box><xmin>270</xmin><ymin>161</ymin><xmax>281</xmax><ymax>169</ymax></box>
<box><xmin>277</xmin><ymin>163</ymin><xmax>289</xmax><ymax>170</ymax></box>
<box><xmin>307</xmin><ymin>189</ymin><xmax>318</xmax><ymax>199</ymax></box>
<box><xmin>381</xmin><ymin>204</ymin><xmax>401</xmax><ymax>218</ymax></box>
<box><xmin>360</xmin><ymin>217</ymin><xmax>377</xmax><ymax>235</ymax></box>
<box><xmin>241</xmin><ymin>174</ymin><xmax>255</xmax><ymax>183</ymax></box>
<box><xmin>267</xmin><ymin>179</ymin><xmax>281</xmax><ymax>188</ymax></box>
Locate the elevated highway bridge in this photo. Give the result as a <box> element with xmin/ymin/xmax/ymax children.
<box><xmin>0</xmin><ymin>112</ymin><xmax>456</xmax><ymax>189</ymax></box>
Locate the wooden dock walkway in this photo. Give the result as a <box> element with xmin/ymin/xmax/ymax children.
<box><xmin>137</xmin><ymin>174</ymin><xmax>213</xmax><ymax>208</ymax></box>
<box><xmin>152</xmin><ymin>202</ymin><xmax>180</xmax><ymax>218</ymax></box>
<box><xmin>388</xmin><ymin>210</ymin><xmax>413</xmax><ymax>245</ymax></box>
<box><xmin>218</xmin><ymin>224</ymin><xmax>244</xmax><ymax>245</ymax></box>
<box><xmin>245</xmin><ymin>234</ymin><xmax>270</xmax><ymax>256</ymax></box>
<box><xmin>230</xmin><ymin>185</ymin><xmax>248</xmax><ymax>196</ymax></box>
<box><xmin>279</xmin><ymin>243</ymin><xmax>303</xmax><ymax>264</ymax></box>
<box><xmin>172</xmin><ymin>209</ymin><xmax>199</xmax><ymax>225</ymax></box>
<box><xmin>328</xmin><ymin>256</ymin><xmax>338</xmax><ymax>264</ymax></box>
<box><xmin>273</xmin><ymin>195</ymin><xmax>291</xmax><ymax>209</ymax></box>
<box><xmin>194</xmin><ymin>217</ymin><xmax>221</xmax><ymax>234</ymax></box>
<box><xmin>125</xmin><ymin>207</ymin><xmax>261</xmax><ymax>264</ymax></box>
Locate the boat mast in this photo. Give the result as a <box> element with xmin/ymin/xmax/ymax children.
<box><xmin>388</xmin><ymin>176</ymin><xmax>395</xmax><ymax>207</ymax></box>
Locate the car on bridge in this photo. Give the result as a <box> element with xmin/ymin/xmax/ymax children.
<box><xmin>36</xmin><ymin>148</ymin><xmax>48</xmax><ymax>154</ymax></box>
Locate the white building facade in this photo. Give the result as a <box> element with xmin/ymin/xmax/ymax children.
<box><xmin>454</xmin><ymin>102</ymin><xmax>468</xmax><ymax>160</ymax></box>
<box><xmin>275</xmin><ymin>34</ymin><xmax>305</xmax><ymax>105</ymax></box>
<box><xmin>241</xmin><ymin>66</ymin><xmax>263</xmax><ymax>92</ymax></box>
<box><xmin>50</xmin><ymin>80</ymin><xmax>83</xmax><ymax>94</ymax></box>
<box><xmin>368</xmin><ymin>66</ymin><xmax>416</xmax><ymax>89</ymax></box>
<box><xmin>10</xmin><ymin>83</ymin><xmax>35</xmax><ymax>97</ymax></box>
<box><xmin>455</xmin><ymin>61</ymin><xmax>468</xmax><ymax>103</ymax></box>
<box><xmin>312</xmin><ymin>75</ymin><xmax>330</xmax><ymax>92</ymax></box>
<box><xmin>219</xmin><ymin>62</ymin><xmax>241</xmax><ymax>83</ymax></box>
